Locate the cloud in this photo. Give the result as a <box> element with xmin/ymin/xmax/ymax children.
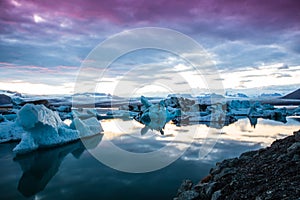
<box><xmin>271</xmin><ymin>73</ymin><xmax>292</xmax><ymax>78</ymax></box>
<box><xmin>277</xmin><ymin>64</ymin><xmax>289</xmax><ymax>70</ymax></box>
<box><xmin>0</xmin><ymin>81</ymin><xmax>75</xmax><ymax>95</ymax></box>
<box><xmin>242</xmin><ymin>74</ymin><xmax>266</xmax><ymax>78</ymax></box>
<box><xmin>0</xmin><ymin>63</ymin><xmax>78</xmax><ymax>88</ymax></box>
<box><xmin>240</xmin><ymin>80</ymin><xmax>252</xmax><ymax>83</ymax></box>
<box><xmin>2</xmin><ymin>0</ymin><xmax>300</xmax><ymax>42</ymax></box>
<box><xmin>211</xmin><ymin>40</ymin><xmax>294</xmax><ymax>71</ymax></box>
<box><xmin>1</xmin><ymin>0</ymin><xmax>300</xmax><ymax>94</ymax></box>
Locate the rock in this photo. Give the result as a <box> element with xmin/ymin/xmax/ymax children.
<box><xmin>177</xmin><ymin>179</ymin><xmax>193</xmax><ymax>195</ymax></box>
<box><xmin>175</xmin><ymin>130</ymin><xmax>300</xmax><ymax>200</ymax></box>
<box><xmin>293</xmin><ymin>130</ymin><xmax>300</xmax><ymax>142</ymax></box>
<box><xmin>292</xmin><ymin>154</ymin><xmax>300</xmax><ymax>162</ymax></box>
<box><xmin>200</xmin><ymin>174</ymin><xmax>212</xmax><ymax>183</ymax></box>
<box><xmin>211</xmin><ymin>190</ymin><xmax>221</xmax><ymax>200</ymax></box>
<box><xmin>205</xmin><ymin>182</ymin><xmax>217</xmax><ymax>197</ymax></box>
<box><xmin>177</xmin><ymin>190</ymin><xmax>199</xmax><ymax>200</ymax></box>
<box><xmin>239</xmin><ymin>150</ymin><xmax>257</xmax><ymax>159</ymax></box>
<box><xmin>213</xmin><ymin>167</ymin><xmax>237</xmax><ymax>181</ymax></box>
<box><xmin>287</xmin><ymin>142</ymin><xmax>300</xmax><ymax>153</ymax></box>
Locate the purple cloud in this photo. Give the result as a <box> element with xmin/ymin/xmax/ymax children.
<box><xmin>0</xmin><ymin>0</ymin><xmax>300</xmax><ymax>94</ymax></box>
<box><xmin>1</xmin><ymin>0</ymin><xmax>299</xmax><ymax>34</ymax></box>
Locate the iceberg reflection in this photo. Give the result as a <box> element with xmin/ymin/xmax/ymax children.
<box><xmin>13</xmin><ymin>134</ymin><xmax>102</xmax><ymax>197</ymax></box>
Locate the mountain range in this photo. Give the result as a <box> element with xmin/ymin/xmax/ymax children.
<box><xmin>281</xmin><ymin>89</ymin><xmax>300</xmax><ymax>99</ymax></box>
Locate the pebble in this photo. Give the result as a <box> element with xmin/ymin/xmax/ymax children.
<box><xmin>287</xmin><ymin>142</ymin><xmax>300</xmax><ymax>153</ymax></box>
<box><xmin>177</xmin><ymin>190</ymin><xmax>199</xmax><ymax>200</ymax></box>
<box><xmin>211</xmin><ymin>190</ymin><xmax>221</xmax><ymax>200</ymax></box>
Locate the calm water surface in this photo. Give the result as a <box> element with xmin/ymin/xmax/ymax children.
<box><xmin>0</xmin><ymin>117</ymin><xmax>299</xmax><ymax>200</ymax></box>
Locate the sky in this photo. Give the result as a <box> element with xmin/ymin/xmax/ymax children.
<box><xmin>0</xmin><ymin>0</ymin><xmax>300</xmax><ymax>95</ymax></box>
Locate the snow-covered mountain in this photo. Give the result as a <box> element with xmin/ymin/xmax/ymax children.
<box><xmin>225</xmin><ymin>92</ymin><xmax>248</xmax><ymax>98</ymax></box>
<box><xmin>258</xmin><ymin>93</ymin><xmax>282</xmax><ymax>98</ymax></box>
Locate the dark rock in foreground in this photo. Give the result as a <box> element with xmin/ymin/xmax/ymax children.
<box><xmin>174</xmin><ymin>130</ymin><xmax>300</xmax><ymax>200</ymax></box>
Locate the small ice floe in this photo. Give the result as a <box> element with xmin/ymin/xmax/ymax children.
<box><xmin>248</xmin><ymin>102</ymin><xmax>288</xmax><ymax>123</ymax></box>
<box><xmin>70</xmin><ymin>117</ymin><xmax>103</xmax><ymax>138</ymax></box>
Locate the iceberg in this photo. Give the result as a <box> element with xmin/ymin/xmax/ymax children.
<box><xmin>13</xmin><ymin>104</ymin><xmax>103</xmax><ymax>154</ymax></box>
<box><xmin>17</xmin><ymin>103</ymin><xmax>62</xmax><ymax>130</ymax></box>
<box><xmin>228</xmin><ymin>100</ymin><xmax>251</xmax><ymax>116</ymax></box>
<box><xmin>56</xmin><ymin>105</ymin><xmax>71</xmax><ymax>112</ymax></box>
<box><xmin>134</xmin><ymin>96</ymin><xmax>181</xmax><ymax>135</ymax></box>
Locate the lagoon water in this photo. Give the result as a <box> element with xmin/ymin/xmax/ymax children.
<box><xmin>0</xmin><ymin>117</ymin><xmax>299</xmax><ymax>199</ymax></box>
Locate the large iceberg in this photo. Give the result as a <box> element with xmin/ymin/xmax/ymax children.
<box><xmin>13</xmin><ymin>104</ymin><xmax>103</xmax><ymax>154</ymax></box>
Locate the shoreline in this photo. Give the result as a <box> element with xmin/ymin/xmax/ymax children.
<box><xmin>174</xmin><ymin>129</ymin><xmax>300</xmax><ymax>200</ymax></box>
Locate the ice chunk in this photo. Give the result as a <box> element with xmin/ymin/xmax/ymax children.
<box><xmin>0</xmin><ymin>114</ymin><xmax>6</xmax><ymax>123</ymax></box>
<box><xmin>141</xmin><ymin>95</ymin><xmax>152</xmax><ymax>108</ymax></box>
<box><xmin>13</xmin><ymin>132</ymin><xmax>38</xmax><ymax>153</ymax></box>
<box><xmin>135</xmin><ymin>97</ymin><xmax>180</xmax><ymax>134</ymax></box>
<box><xmin>14</xmin><ymin>104</ymin><xmax>103</xmax><ymax>154</ymax></box>
<box><xmin>106</xmin><ymin>110</ymin><xmax>137</xmax><ymax>118</ymax></box>
<box><xmin>72</xmin><ymin>108</ymin><xmax>98</xmax><ymax>119</ymax></box>
<box><xmin>3</xmin><ymin>114</ymin><xmax>17</xmax><ymax>121</ymax></box>
<box><xmin>56</xmin><ymin>105</ymin><xmax>71</xmax><ymax>112</ymax></box>
<box><xmin>229</xmin><ymin>100</ymin><xmax>250</xmax><ymax>109</ymax></box>
<box><xmin>262</xmin><ymin>108</ymin><xmax>287</xmax><ymax>123</ymax></box>
<box><xmin>147</xmin><ymin>103</ymin><xmax>167</xmax><ymax>131</ymax></box>
<box><xmin>71</xmin><ymin>117</ymin><xmax>103</xmax><ymax>137</ymax></box>
<box><xmin>293</xmin><ymin>106</ymin><xmax>300</xmax><ymax>116</ymax></box>
<box><xmin>248</xmin><ymin>102</ymin><xmax>287</xmax><ymax>123</ymax></box>
<box><xmin>17</xmin><ymin>104</ymin><xmax>62</xmax><ymax>130</ymax></box>
<box><xmin>0</xmin><ymin>121</ymin><xmax>24</xmax><ymax>143</ymax></box>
